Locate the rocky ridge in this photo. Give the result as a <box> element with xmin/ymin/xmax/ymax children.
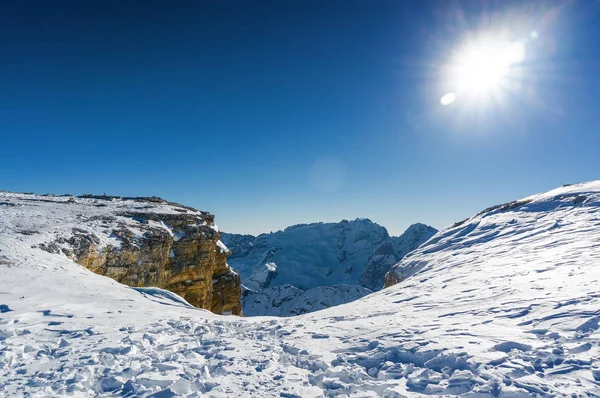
<box><xmin>0</xmin><ymin>192</ymin><xmax>242</xmax><ymax>315</ymax></box>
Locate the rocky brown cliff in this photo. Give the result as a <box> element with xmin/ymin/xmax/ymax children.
<box><xmin>25</xmin><ymin>194</ymin><xmax>243</xmax><ymax>315</ymax></box>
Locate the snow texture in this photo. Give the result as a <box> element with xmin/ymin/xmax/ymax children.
<box><xmin>2</xmin><ymin>183</ymin><xmax>600</xmax><ymax>397</ymax></box>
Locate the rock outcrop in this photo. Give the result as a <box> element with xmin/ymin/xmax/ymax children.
<box><xmin>12</xmin><ymin>193</ymin><xmax>243</xmax><ymax>315</ymax></box>
<box><xmin>360</xmin><ymin>223</ymin><xmax>437</xmax><ymax>291</ymax></box>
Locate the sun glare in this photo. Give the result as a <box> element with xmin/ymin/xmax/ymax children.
<box><xmin>442</xmin><ymin>36</ymin><xmax>527</xmax><ymax>105</ymax></box>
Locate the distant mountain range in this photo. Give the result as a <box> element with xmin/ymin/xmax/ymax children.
<box><xmin>221</xmin><ymin>219</ymin><xmax>437</xmax><ymax>316</ymax></box>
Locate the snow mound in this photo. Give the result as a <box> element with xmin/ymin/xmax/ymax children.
<box><xmin>131</xmin><ymin>287</ymin><xmax>195</xmax><ymax>309</ymax></box>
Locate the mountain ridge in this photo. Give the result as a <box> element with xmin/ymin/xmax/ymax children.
<box><xmin>0</xmin><ymin>191</ymin><xmax>242</xmax><ymax>315</ymax></box>
<box><xmin>222</xmin><ymin>219</ymin><xmax>437</xmax><ymax>316</ymax></box>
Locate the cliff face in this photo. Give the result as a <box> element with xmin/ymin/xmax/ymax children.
<box><xmin>70</xmin><ymin>210</ymin><xmax>242</xmax><ymax>315</ymax></box>
<box><xmin>359</xmin><ymin>223</ymin><xmax>437</xmax><ymax>291</ymax></box>
<box><xmin>4</xmin><ymin>192</ymin><xmax>242</xmax><ymax>315</ymax></box>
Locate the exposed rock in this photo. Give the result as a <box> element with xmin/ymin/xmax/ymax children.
<box><xmin>20</xmin><ymin>193</ymin><xmax>242</xmax><ymax>315</ymax></box>
<box><xmin>360</xmin><ymin>223</ymin><xmax>437</xmax><ymax>291</ymax></box>
<box><xmin>383</xmin><ymin>269</ymin><xmax>405</xmax><ymax>288</ymax></box>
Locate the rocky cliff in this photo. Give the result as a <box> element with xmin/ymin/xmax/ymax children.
<box><xmin>360</xmin><ymin>223</ymin><xmax>437</xmax><ymax>291</ymax></box>
<box><xmin>1</xmin><ymin>192</ymin><xmax>242</xmax><ymax>315</ymax></box>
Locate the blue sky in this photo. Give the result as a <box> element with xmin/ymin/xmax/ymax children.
<box><xmin>2</xmin><ymin>0</ymin><xmax>600</xmax><ymax>235</ymax></box>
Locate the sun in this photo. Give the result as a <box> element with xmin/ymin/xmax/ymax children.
<box><xmin>441</xmin><ymin>36</ymin><xmax>526</xmax><ymax>106</ymax></box>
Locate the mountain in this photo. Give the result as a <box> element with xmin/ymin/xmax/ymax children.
<box><xmin>2</xmin><ymin>182</ymin><xmax>600</xmax><ymax>396</ymax></box>
<box><xmin>0</xmin><ymin>192</ymin><xmax>242</xmax><ymax>315</ymax></box>
<box><xmin>223</xmin><ymin>219</ymin><xmax>390</xmax><ymax>290</ymax></box>
<box><xmin>222</xmin><ymin>219</ymin><xmax>437</xmax><ymax>315</ymax></box>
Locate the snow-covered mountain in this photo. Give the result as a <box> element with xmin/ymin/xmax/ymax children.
<box><xmin>223</xmin><ymin>219</ymin><xmax>390</xmax><ymax>290</ymax></box>
<box><xmin>222</xmin><ymin>219</ymin><xmax>436</xmax><ymax>316</ymax></box>
<box><xmin>2</xmin><ymin>182</ymin><xmax>600</xmax><ymax>396</ymax></box>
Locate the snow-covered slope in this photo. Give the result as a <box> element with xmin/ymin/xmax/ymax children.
<box><xmin>222</xmin><ymin>220</ymin><xmax>435</xmax><ymax>316</ymax></box>
<box><xmin>2</xmin><ymin>182</ymin><xmax>600</xmax><ymax>396</ymax></box>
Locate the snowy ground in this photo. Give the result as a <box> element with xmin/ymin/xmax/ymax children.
<box><xmin>1</xmin><ymin>183</ymin><xmax>600</xmax><ymax>396</ymax></box>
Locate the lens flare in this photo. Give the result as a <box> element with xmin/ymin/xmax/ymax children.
<box><xmin>440</xmin><ymin>92</ymin><xmax>456</xmax><ymax>106</ymax></box>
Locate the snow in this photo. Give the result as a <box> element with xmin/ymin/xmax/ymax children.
<box><xmin>242</xmin><ymin>284</ymin><xmax>373</xmax><ymax>317</ymax></box>
<box><xmin>222</xmin><ymin>220</ymin><xmax>435</xmax><ymax>316</ymax></box>
<box><xmin>1</xmin><ymin>183</ymin><xmax>600</xmax><ymax>396</ymax></box>
<box><xmin>223</xmin><ymin>218</ymin><xmax>392</xmax><ymax>291</ymax></box>
<box><xmin>173</xmin><ymin>231</ymin><xmax>186</xmax><ymax>241</ymax></box>
<box><xmin>264</xmin><ymin>262</ymin><xmax>277</xmax><ymax>273</ymax></box>
<box><xmin>216</xmin><ymin>240</ymin><xmax>229</xmax><ymax>255</ymax></box>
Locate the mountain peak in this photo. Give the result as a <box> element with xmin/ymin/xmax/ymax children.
<box><xmin>222</xmin><ymin>218</ymin><xmax>436</xmax><ymax>314</ymax></box>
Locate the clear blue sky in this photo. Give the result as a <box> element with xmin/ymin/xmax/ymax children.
<box><xmin>2</xmin><ymin>0</ymin><xmax>600</xmax><ymax>235</ymax></box>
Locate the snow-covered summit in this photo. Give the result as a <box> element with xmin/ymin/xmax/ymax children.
<box><xmin>222</xmin><ymin>219</ymin><xmax>436</xmax><ymax>315</ymax></box>
<box><xmin>224</xmin><ymin>218</ymin><xmax>389</xmax><ymax>290</ymax></box>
